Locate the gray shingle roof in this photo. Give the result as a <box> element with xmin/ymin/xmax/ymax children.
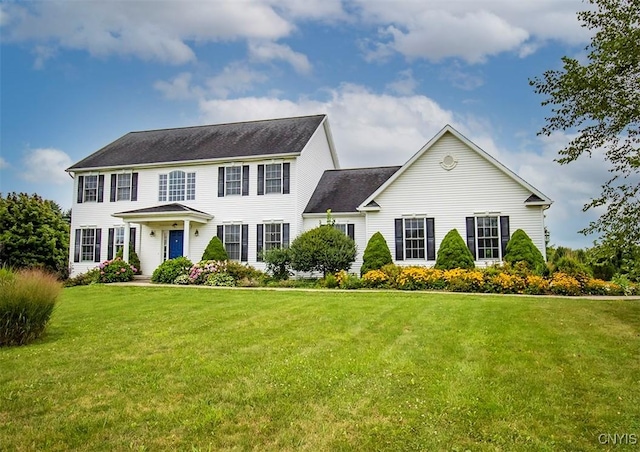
<box><xmin>115</xmin><ymin>203</ymin><xmax>210</xmax><ymax>216</ymax></box>
<box><xmin>68</xmin><ymin>115</ymin><xmax>326</xmax><ymax>170</ymax></box>
<box><xmin>304</xmin><ymin>166</ymin><xmax>401</xmax><ymax>213</ymax></box>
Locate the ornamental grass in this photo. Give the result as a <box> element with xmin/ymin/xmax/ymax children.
<box><xmin>0</xmin><ymin>267</ymin><xmax>61</xmax><ymax>346</ymax></box>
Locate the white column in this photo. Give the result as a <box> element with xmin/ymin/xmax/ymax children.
<box><xmin>183</xmin><ymin>220</ymin><xmax>190</xmax><ymax>260</ymax></box>
<box><xmin>123</xmin><ymin>221</ymin><xmax>130</xmax><ymax>263</ymax></box>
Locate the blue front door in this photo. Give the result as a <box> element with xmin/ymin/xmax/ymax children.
<box><xmin>169</xmin><ymin>230</ymin><xmax>184</xmax><ymax>259</ymax></box>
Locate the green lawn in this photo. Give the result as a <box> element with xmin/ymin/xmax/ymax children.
<box><xmin>1</xmin><ymin>287</ymin><xmax>639</xmax><ymax>451</ymax></box>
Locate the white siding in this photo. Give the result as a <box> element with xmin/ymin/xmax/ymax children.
<box><xmin>365</xmin><ymin>132</ymin><xmax>546</xmax><ymax>268</ymax></box>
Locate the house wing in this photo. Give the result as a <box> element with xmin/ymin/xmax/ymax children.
<box><xmin>357</xmin><ymin>125</ymin><xmax>553</xmax><ymax>210</ymax></box>
<box><xmin>304</xmin><ymin>166</ymin><xmax>401</xmax><ymax>214</ymax></box>
<box><xmin>67</xmin><ymin>114</ymin><xmax>327</xmax><ymax>171</ymax></box>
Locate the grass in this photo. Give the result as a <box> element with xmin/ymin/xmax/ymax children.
<box><xmin>1</xmin><ymin>286</ymin><xmax>639</xmax><ymax>451</ymax></box>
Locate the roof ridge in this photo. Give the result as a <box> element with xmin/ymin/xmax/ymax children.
<box><xmin>128</xmin><ymin>114</ymin><xmax>327</xmax><ymax>134</ymax></box>
<box><xmin>324</xmin><ymin>165</ymin><xmax>402</xmax><ymax>172</ymax></box>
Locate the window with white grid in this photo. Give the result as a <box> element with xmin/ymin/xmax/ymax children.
<box><xmin>476</xmin><ymin>216</ymin><xmax>500</xmax><ymax>259</ymax></box>
<box><xmin>81</xmin><ymin>229</ymin><xmax>96</xmax><ymax>261</ymax></box>
<box><xmin>186</xmin><ymin>172</ymin><xmax>196</xmax><ymax>200</ymax></box>
<box><xmin>114</xmin><ymin>227</ymin><xmax>125</xmax><ymax>255</ymax></box>
<box><xmin>158</xmin><ymin>174</ymin><xmax>167</xmax><ymax>201</ymax></box>
<box><xmin>224</xmin><ymin>224</ymin><xmax>241</xmax><ymax>260</ymax></box>
<box><xmin>116</xmin><ymin>174</ymin><xmax>131</xmax><ymax>201</ymax></box>
<box><xmin>265</xmin><ymin>164</ymin><xmax>282</xmax><ymax>194</ymax></box>
<box><xmin>84</xmin><ymin>175</ymin><xmax>98</xmax><ymax>202</ymax></box>
<box><xmin>225</xmin><ymin>167</ymin><xmax>241</xmax><ymax>195</ymax></box>
<box><xmin>404</xmin><ymin>218</ymin><xmax>425</xmax><ymax>259</ymax></box>
<box><xmin>264</xmin><ymin>223</ymin><xmax>282</xmax><ymax>250</ymax></box>
<box><xmin>168</xmin><ymin>171</ymin><xmax>185</xmax><ymax>201</ymax></box>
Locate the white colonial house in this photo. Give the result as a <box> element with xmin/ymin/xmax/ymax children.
<box><xmin>67</xmin><ymin>115</ymin><xmax>552</xmax><ymax>277</ymax></box>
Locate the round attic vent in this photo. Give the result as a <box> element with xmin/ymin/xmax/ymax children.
<box><xmin>440</xmin><ymin>154</ymin><xmax>457</xmax><ymax>170</ymax></box>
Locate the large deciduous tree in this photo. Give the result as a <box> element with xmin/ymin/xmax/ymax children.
<box><xmin>530</xmin><ymin>0</ymin><xmax>640</xmax><ymax>245</ymax></box>
<box><xmin>290</xmin><ymin>225</ymin><xmax>356</xmax><ymax>276</ymax></box>
<box><xmin>0</xmin><ymin>193</ymin><xmax>70</xmax><ymax>277</ymax></box>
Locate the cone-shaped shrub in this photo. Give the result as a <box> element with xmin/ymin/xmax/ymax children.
<box><xmin>504</xmin><ymin>229</ymin><xmax>545</xmax><ymax>271</ymax></box>
<box><xmin>435</xmin><ymin>229</ymin><xmax>475</xmax><ymax>270</ymax></box>
<box><xmin>361</xmin><ymin>232</ymin><xmax>393</xmax><ymax>275</ymax></box>
<box><xmin>115</xmin><ymin>247</ymin><xmax>142</xmax><ymax>274</ymax></box>
<box><xmin>202</xmin><ymin>236</ymin><xmax>228</xmax><ymax>261</ymax></box>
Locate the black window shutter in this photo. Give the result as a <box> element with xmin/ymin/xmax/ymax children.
<box><xmin>130</xmin><ymin>227</ymin><xmax>136</xmax><ymax>251</ymax></box>
<box><xmin>241</xmin><ymin>224</ymin><xmax>249</xmax><ymax>262</ymax></box>
<box><xmin>217</xmin><ymin>225</ymin><xmax>223</xmax><ymax>239</ymax></box>
<box><xmin>257</xmin><ymin>165</ymin><xmax>265</xmax><ymax>195</ymax></box>
<box><xmin>77</xmin><ymin>176</ymin><xmax>84</xmax><ymax>204</ymax></box>
<box><xmin>282</xmin><ymin>163</ymin><xmax>290</xmax><ymax>194</ymax></box>
<box><xmin>347</xmin><ymin>224</ymin><xmax>355</xmax><ymax>241</ymax></box>
<box><xmin>97</xmin><ymin>175</ymin><xmax>105</xmax><ymax>203</ymax></box>
<box><xmin>394</xmin><ymin>219</ymin><xmax>404</xmax><ymax>261</ymax></box>
<box><xmin>466</xmin><ymin>217</ymin><xmax>477</xmax><ymax>259</ymax></box>
<box><xmin>283</xmin><ymin>223</ymin><xmax>290</xmax><ymax>247</ymax></box>
<box><xmin>242</xmin><ymin>165</ymin><xmax>249</xmax><ymax>196</ymax></box>
<box><xmin>94</xmin><ymin>228</ymin><xmax>102</xmax><ymax>262</ymax></box>
<box><xmin>131</xmin><ymin>173</ymin><xmax>138</xmax><ymax>201</ymax></box>
<box><xmin>426</xmin><ymin>218</ymin><xmax>435</xmax><ymax>261</ymax></box>
<box><xmin>500</xmin><ymin>216</ymin><xmax>510</xmax><ymax>258</ymax></box>
<box><xmin>110</xmin><ymin>175</ymin><xmax>117</xmax><ymax>202</ymax></box>
<box><xmin>257</xmin><ymin>224</ymin><xmax>264</xmax><ymax>260</ymax></box>
<box><xmin>218</xmin><ymin>167</ymin><xmax>225</xmax><ymax>197</ymax></box>
<box><xmin>107</xmin><ymin>228</ymin><xmax>115</xmax><ymax>260</ymax></box>
<box><xmin>74</xmin><ymin>229</ymin><xmax>81</xmax><ymax>262</ymax></box>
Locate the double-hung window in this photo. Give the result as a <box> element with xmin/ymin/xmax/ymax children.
<box><xmin>116</xmin><ymin>174</ymin><xmax>131</xmax><ymax>201</ymax></box>
<box><xmin>258</xmin><ymin>163</ymin><xmax>290</xmax><ymax>195</ymax></box>
<box><xmin>114</xmin><ymin>227</ymin><xmax>125</xmax><ymax>255</ymax></box>
<box><xmin>224</xmin><ymin>224</ymin><xmax>241</xmax><ymax>260</ymax></box>
<box><xmin>159</xmin><ymin>170</ymin><xmax>196</xmax><ymax>202</ymax></box>
<box><xmin>81</xmin><ymin>229</ymin><xmax>96</xmax><ymax>261</ymax></box>
<box><xmin>256</xmin><ymin>222</ymin><xmax>290</xmax><ymax>261</ymax></box>
<box><xmin>225</xmin><ymin>167</ymin><xmax>241</xmax><ymax>195</ymax></box>
<box><xmin>394</xmin><ymin>217</ymin><xmax>435</xmax><ymax>261</ymax></box>
<box><xmin>465</xmin><ymin>215</ymin><xmax>510</xmax><ymax>261</ymax></box>
<box><xmin>74</xmin><ymin>227</ymin><xmax>102</xmax><ymax>263</ymax></box>
<box><xmin>84</xmin><ymin>176</ymin><xmax>98</xmax><ymax>202</ymax></box>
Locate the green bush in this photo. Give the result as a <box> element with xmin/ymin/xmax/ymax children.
<box><xmin>226</xmin><ymin>261</ymin><xmax>264</xmax><ymax>283</ymax></box>
<box><xmin>319</xmin><ymin>273</ymin><xmax>339</xmax><ymax>288</ymax></box>
<box><xmin>97</xmin><ymin>257</ymin><xmax>136</xmax><ymax>283</ymax></box>
<box><xmin>290</xmin><ymin>225</ymin><xmax>357</xmax><ymax>276</ymax></box>
<box><xmin>115</xmin><ymin>248</ymin><xmax>142</xmax><ymax>275</ymax></box>
<box><xmin>205</xmin><ymin>272</ymin><xmax>236</xmax><ymax>287</ymax></box>
<box><xmin>554</xmin><ymin>256</ymin><xmax>592</xmax><ymax>278</ymax></box>
<box><xmin>1</xmin><ymin>268</ymin><xmax>62</xmax><ymax>346</ymax></box>
<box><xmin>151</xmin><ymin>257</ymin><xmax>193</xmax><ymax>284</ymax></box>
<box><xmin>361</xmin><ymin>232</ymin><xmax>393</xmax><ymax>276</ymax></box>
<box><xmin>262</xmin><ymin>247</ymin><xmax>292</xmax><ymax>280</ymax></box>
<box><xmin>202</xmin><ymin>236</ymin><xmax>228</xmax><ymax>261</ymax></box>
<box><xmin>434</xmin><ymin>229</ymin><xmax>475</xmax><ymax>270</ymax></box>
<box><xmin>64</xmin><ymin>268</ymin><xmax>100</xmax><ymax>287</ymax></box>
<box><xmin>503</xmin><ymin>229</ymin><xmax>545</xmax><ymax>272</ymax></box>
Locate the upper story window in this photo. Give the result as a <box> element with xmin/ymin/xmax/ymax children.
<box><xmin>159</xmin><ymin>170</ymin><xmax>195</xmax><ymax>202</ymax></box>
<box><xmin>218</xmin><ymin>165</ymin><xmax>249</xmax><ymax>197</ymax></box>
<box><xmin>258</xmin><ymin>162</ymin><xmax>290</xmax><ymax>195</ymax></box>
<box><xmin>77</xmin><ymin>175</ymin><xmax>104</xmax><ymax>204</ymax></box>
<box><xmin>110</xmin><ymin>173</ymin><xmax>139</xmax><ymax>202</ymax></box>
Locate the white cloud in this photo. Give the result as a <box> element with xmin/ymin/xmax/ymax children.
<box><xmin>206</xmin><ymin>63</ymin><xmax>269</xmax><ymax>98</ymax></box>
<box><xmin>154</xmin><ymin>72</ymin><xmax>204</xmax><ymax>100</ymax></box>
<box><xmin>2</xmin><ymin>1</ymin><xmax>293</xmax><ymax>65</ymax></box>
<box><xmin>21</xmin><ymin>148</ymin><xmax>73</xmax><ymax>185</ymax></box>
<box><xmin>0</xmin><ymin>157</ymin><xmax>8</xmax><ymax>169</ymax></box>
<box><xmin>355</xmin><ymin>0</ymin><xmax>589</xmax><ymax>63</ymax></box>
<box><xmin>386</xmin><ymin>69</ymin><xmax>418</xmax><ymax>95</ymax></box>
<box><xmin>248</xmin><ymin>41</ymin><xmax>312</xmax><ymax>74</ymax></box>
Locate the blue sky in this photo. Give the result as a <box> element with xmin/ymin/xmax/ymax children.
<box><xmin>0</xmin><ymin>0</ymin><xmax>609</xmax><ymax>249</ymax></box>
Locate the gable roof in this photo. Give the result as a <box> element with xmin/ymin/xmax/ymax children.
<box><xmin>358</xmin><ymin>125</ymin><xmax>553</xmax><ymax>210</ymax></box>
<box><xmin>68</xmin><ymin>114</ymin><xmax>328</xmax><ymax>171</ymax></box>
<box><xmin>304</xmin><ymin>166</ymin><xmax>401</xmax><ymax>214</ymax></box>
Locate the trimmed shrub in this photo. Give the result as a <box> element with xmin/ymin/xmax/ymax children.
<box><xmin>1</xmin><ymin>268</ymin><xmax>62</xmax><ymax>346</ymax></box>
<box><xmin>290</xmin><ymin>225</ymin><xmax>357</xmax><ymax>276</ymax></box>
<box><xmin>204</xmin><ymin>272</ymin><xmax>235</xmax><ymax>287</ymax></box>
<box><xmin>97</xmin><ymin>257</ymin><xmax>136</xmax><ymax>283</ymax></box>
<box><xmin>115</xmin><ymin>248</ymin><xmax>142</xmax><ymax>275</ymax></box>
<box><xmin>202</xmin><ymin>236</ymin><xmax>228</xmax><ymax>261</ymax></box>
<box><xmin>262</xmin><ymin>247</ymin><xmax>292</xmax><ymax>280</ymax></box>
<box><xmin>226</xmin><ymin>261</ymin><xmax>264</xmax><ymax>283</ymax></box>
<box><xmin>503</xmin><ymin>229</ymin><xmax>545</xmax><ymax>272</ymax></box>
<box><xmin>361</xmin><ymin>232</ymin><xmax>393</xmax><ymax>275</ymax></box>
<box><xmin>151</xmin><ymin>257</ymin><xmax>193</xmax><ymax>284</ymax></box>
<box><xmin>434</xmin><ymin>229</ymin><xmax>475</xmax><ymax>270</ymax></box>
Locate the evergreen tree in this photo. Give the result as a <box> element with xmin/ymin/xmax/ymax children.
<box><xmin>434</xmin><ymin>229</ymin><xmax>475</xmax><ymax>270</ymax></box>
<box><xmin>503</xmin><ymin>229</ymin><xmax>545</xmax><ymax>271</ymax></box>
<box><xmin>201</xmin><ymin>236</ymin><xmax>228</xmax><ymax>261</ymax></box>
<box><xmin>361</xmin><ymin>232</ymin><xmax>392</xmax><ymax>275</ymax></box>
